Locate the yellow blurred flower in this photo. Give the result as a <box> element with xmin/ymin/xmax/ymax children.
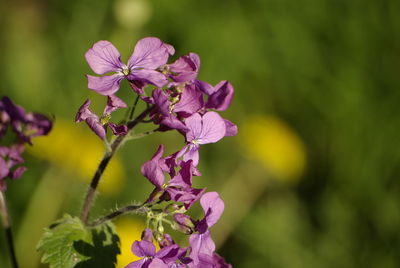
<box><xmin>28</xmin><ymin>118</ymin><xmax>124</xmax><ymax>194</ymax></box>
<box><xmin>240</xmin><ymin>115</ymin><xmax>306</xmax><ymax>183</ymax></box>
<box><xmin>115</xmin><ymin>217</ymin><xmax>145</xmax><ymax>267</ymax></box>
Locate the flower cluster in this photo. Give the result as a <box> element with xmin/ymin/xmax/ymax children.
<box><xmin>78</xmin><ymin>37</ymin><xmax>236</xmax><ymax>267</ymax></box>
<box><xmin>0</xmin><ymin>97</ymin><xmax>52</xmax><ymax>190</ymax></box>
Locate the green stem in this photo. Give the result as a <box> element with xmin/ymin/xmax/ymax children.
<box><xmin>0</xmin><ymin>191</ymin><xmax>19</xmax><ymax>268</ymax></box>
<box><xmin>80</xmin><ymin>105</ymin><xmax>154</xmax><ymax>225</ymax></box>
<box><xmin>88</xmin><ymin>203</ymin><xmax>149</xmax><ymax>227</ymax></box>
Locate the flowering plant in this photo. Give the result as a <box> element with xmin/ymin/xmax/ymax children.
<box><xmin>0</xmin><ymin>37</ymin><xmax>236</xmax><ymax>268</ymax></box>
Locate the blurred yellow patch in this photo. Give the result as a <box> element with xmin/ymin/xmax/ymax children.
<box><xmin>115</xmin><ymin>217</ymin><xmax>145</xmax><ymax>268</ymax></box>
<box><xmin>240</xmin><ymin>115</ymin><xmax>306</xmax><ymax>183</ymax></box>
<box><xmin>28</xmin><ymin>118</ymin><xmax>124</xmax><ymax>194</ymax></box>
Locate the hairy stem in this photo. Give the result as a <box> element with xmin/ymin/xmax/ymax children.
<box><xmin>0</xmin><ymin>191</ymin><xmax>19</xmax><ymax>268</ymax></box>
<box><xmin>88</xmin><ymin>203</ymin><xmax>148</xmax><ymax>227</ymax></box>
<box><xmin>80</xmin><ymin>105</ymin><xmax>154</xmax><ymax>225</ymax></box>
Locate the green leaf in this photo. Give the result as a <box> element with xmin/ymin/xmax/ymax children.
<box><xmin>37</xmin><ymin>214</ymin><xmax>120</xmax><ymax>268</ymax></box>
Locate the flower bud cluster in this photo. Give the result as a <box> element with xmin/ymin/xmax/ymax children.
<box><xmin>78</xmin><ymin>37</ymin><xmax>235</xmax><ymax>267</ymax></box>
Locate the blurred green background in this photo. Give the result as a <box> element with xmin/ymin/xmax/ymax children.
<box><xmin>1</xmin><ymin>0</ymin><xmax>400</xmax><ymax>267</ymax></box>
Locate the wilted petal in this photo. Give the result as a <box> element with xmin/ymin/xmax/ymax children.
<box><xmin>223</xmin><ymin>119</ymin><xmax>238</xmax><ymax>137</ymax></box>
<box><xmin>198</xmin><ymin>112</ymin><xmax>226</xmax><ymax>144</ymax></box>
<box><xmin>131</xmin><ymin>240</ymin><xmax>156</xmax><ymax>258</ymax></box>
<box><xmin>128</xmin><ymin>37</ymin><xmax>173</xmax><ymax>69</ymax></box>
<box><xmin>104</xmin><ymin>95</ymin><xmax>128</xmax><ymax>115</ymax></box>
<box><xmin>75</xmin><ymin>99</ymin><xmax>94</xmax><ymax>122</ymax></box>
<box><xmin>85</xmin><ymin>40</ymin><xmax>123</xmax><ymax>75</ymax></box>
<box><xmin>205</xmin><ymin>81</ymin><xmax>234</xmax><ymax>111</ymax></box>
<box><xmin>87</xmin><ymin>74</ymin><xmax>124</xmax><ymax>96</ymax></box>
<box><xmin>108</xmin><ymin>122</ymin><xmax>128</xmax><ymax>136</ymax></box>
<box><xmin>129</xmin><ymin>69</ymin><xmax>168</xmax><ymax>88</ymax></box>
<box><xmin>86</xmin><ymin>117</ymin><xmax>106</xmax><ymax>140</ymax></box>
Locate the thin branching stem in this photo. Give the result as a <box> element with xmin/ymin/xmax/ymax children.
<box><xmin>80</xmin><ymin>105</ymin><xmax>154</xmax><ymax>225</ymax></box>
<box><xmin>88</xmin><ymin>203</ymin><xmax>149</xmax><ymax>227</ymax></box>
<box><xmin>0</xmin><ymin>191</ymin><xmax>19</xmax><ymax>268</ymax></box>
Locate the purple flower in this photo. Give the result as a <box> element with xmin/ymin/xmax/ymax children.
<box><xmin>126</xmin><ymin>241</ymin><xmax>186</xmax><ymax>268</ymax></box>
<box><xmin>85</xmin><ymin>37</ymin><xmax>174</xmax><ymax>95</ymax></box>
<box><xmin>195</xmin><ymin>192</ymin><xmax>225</xmax><ymax>234</ymax></box>
<box><xmin>178</xmin><ymin>112</ymin><xmax>226</xmax><ymax>166</ymax></box>
<box><xmin>0</xmin><ymin>96</ymin><xmax>52</xmax><ymax>145</ymax></box>
<box><xmin>141</xmin><ymin>144</ymin><xmax>169</xmax><ymax>189</ymax></box>
<box><xmin>0</xmin><ymin>145</ymin><xmax>27</xmax><ymax>191</ymax></box>
<box><xmin>75</xmin><ymin>96</ymin><xmax>128</xmax><ymax>139</ymax></box>
<box><xmin>168</xmin><ymin>53</ymin><xmax>200</xmax><ymax>83</ymax></box>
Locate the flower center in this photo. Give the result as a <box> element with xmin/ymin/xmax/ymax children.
<box><xmin>122</xmin><ymin>68</ymin><xmax>130</xmax><ymax>76</ymax></box>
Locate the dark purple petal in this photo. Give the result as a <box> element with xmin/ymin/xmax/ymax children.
<box><xmin>107</xmin><ymin>122</ymin><xmax>128</xmax><ymax>136</ymax></box>
<box><xmin>128</xmin><ymin>37</ymin><xmax>173</xmax><ymax>70</ymax></box>
<box><xmin>205</xmin><ymin>81</ymin><xmax>234</xmax><ymax>111</ymax></box>
<box><xmin>86</xmin><ymin>117</ymin><xmax>106</xmax><ymax>140</ymax></box>
<box><xmin>223</xmin><ymin>119</ymin><xmax>238</xmax><ymax>137</ymax></box>
<box><xmin>11</xmin><ymin>166</ymin><xmax>27</xmax><ymax>180</ymax></box>
<box><xmin>167</xmin><ymin>187</ymin><xmax>205</xmax><ymax>210</ymax></box>
<box><xmin>104</xmin><ymin>95</ymin><xmax>128</xmax><ymax>115</ymax></box>
<box><xmin>25</xmin><ymin>113</ymin><xmax>52</xmax><ymax>138</ymax></box>
<box><xmin>1</xmin><ymin>96</ymin><xmax>27</xmax><ymax>122</ymax></box>
<box><xmin>169</xmin><ymin>160</ymin><xmax>193</xmax><ymax>188</ymax></box>
<box><xmin>173</xmin><ymin>86</ymin><xmax>204</xmax><ymax>117</ymax></box>
<box><xmin>132</xmin><ymin>240</ymin><xmax>156</xmax><ymax>258</ymax></box>
<box><xmin>129</xmin><ymin>69</ymin><xmax>168</xmax><ymax>88</ymax></box>
<box><xmin>85</xmin><ymin>40</ymin><xmax>124</xmax><ymax>75</ymax></box>
<box><xmin>198</xmin><ymin>112</ymin><xmax>226</xmax><ymax>144</ymax></box>
<box><xmin>86</xmin><ymin>74</ymin><xmax>124</xmax><ymax>96</ymax></box>
<box><xmin>155</xmin><ymin>244</ymin><xmax>181</xmax><ymax>263</ymax></box>
<box><xmin>129</xmin><ymin>80</ymin><xmax>146</xmax><ymax>95</ymax></box>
